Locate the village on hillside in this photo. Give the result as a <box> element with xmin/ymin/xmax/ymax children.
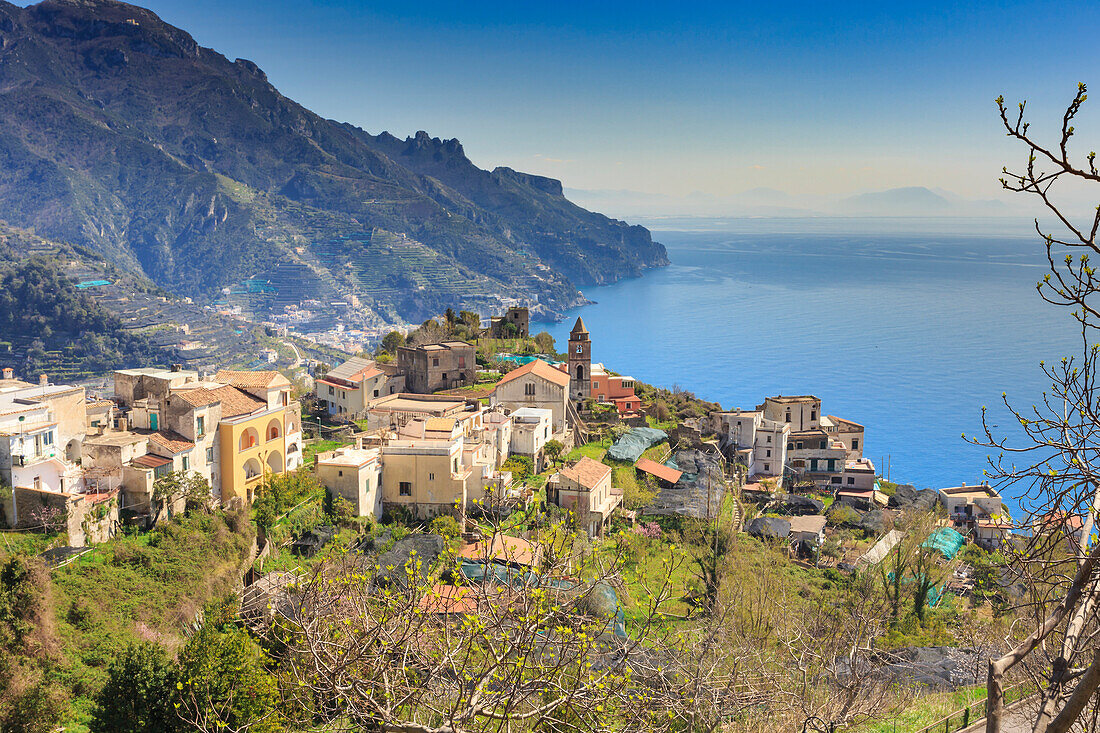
<box><xmin>0</xmin><ymin>304</ymin><xmax>1072</xmax><ymax>731</ymax></box>
<box><xmin>2</xmin><ymin>304</ymin><xmax>1041</xmax><ymax>584</ymax></box>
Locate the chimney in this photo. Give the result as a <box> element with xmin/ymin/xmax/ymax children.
<box><xmin>1</xmin><ymin>368</ymin><xmax>12</xmax><ymax>380</ymax></box>
<box><xmin>118</xmin><ymin>417</ymin><xmax>128</xmax><ymax>432</ymax></box>
<box><xmin>39</xmin><ymin>374</ymin><xmax>48</xmax><ymax>387</ymax></box>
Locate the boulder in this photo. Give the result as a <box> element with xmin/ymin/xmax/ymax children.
<box><xmin>860</xmin><ymin>509</ymin><xmax>890</xmax><ymax>536</ymax></box>
<box><xmin>746</xmin><ymin>516</ymin><xmax>791</xmax><ymax>540</ymax></box>
<box><xmin>888</xmin><ymin>484</ymin><xmax>918</xmax><ymax>508</ymax></box>
<box><xmin>779</xmin><ymin>494</ymin><xmax>825</xmax><ymax>516</ymax></box>
<box><xmin>913</xmin><ymin>489</ymin><xmax>940</xmax><ymax>512</ymax></box>
<box><xmin>876</xmin><ymin>646</ymin><xmax>998</xmax><ymax>690</ymax></box>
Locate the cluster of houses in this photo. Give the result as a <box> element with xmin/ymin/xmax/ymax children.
<box><xmin>709</xmin><ymin>394</ymin><xmax>871</xmax><ymax>492</ymax></box>
<box><xmin>0</xmin><ymin>365</ymin><xmax>301</xmax><ymax>544</ymax></box>
<box><xmin>315</xmin><ymin>319</ymin><xmax>632</xmax><ymax>538</ymax></box>
<box><xmin>2</xmin><ymin>305</ymin><xmax>1046</xmax><ymax>559</ymax></box>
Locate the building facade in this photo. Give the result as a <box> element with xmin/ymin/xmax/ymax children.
<box><xmin>491</xmin><ymin>359</ymin><xmax>571</xmax><ymax>435</ymax></box>
<box><xmin>396</xmin><ymin>341</ymin><xmax>476</xmax><ymax>394</ymax></box>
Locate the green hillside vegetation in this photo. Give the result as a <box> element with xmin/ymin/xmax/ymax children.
<box><xmin>0</xmin><ymin>510</ymin><xmax>255</xmax><ymax>731</ymax></box>
<box><xmin>0</xmin><ymin>257</ymin><xmax>171</xmax><ymax>379</ymax></box>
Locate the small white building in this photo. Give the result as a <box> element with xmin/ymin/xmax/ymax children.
<box><xmin>709</xmin><ymin>409</ymin><xmax>789</xmax><ymax>479</ymax></box>
<box><xmin>316</xmin><ymin>447</ymin><xmax>383</xmax><ymax>519</ymax></box>
<box><xmin>509</xmin><ymin>407</ymin><xmax>554</xmax><ymax>472</ymax></box>
<box><xmin>939</xmin><ymin>484</ymin><xmax>1004</xmax><ymax>522</ymax></box>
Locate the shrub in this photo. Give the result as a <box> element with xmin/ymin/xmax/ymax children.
<box><xmin>429</xmin><ymin>515</ymin><xmax>461</xmax><ymax>541</ymax></box>
<box><xmin>90</xmin><ymin>642</ymin><xmax>181</xmax><ymax>733</ymax></box>
<box><xmin>502</xmin><ymin>456</ymin><xmax>533</xmax><ymax>482</ymax></box>
<box><xmin>827</xmin><ymin>503</ymin><xmax>862</xmax><ymax>527</ymax></box>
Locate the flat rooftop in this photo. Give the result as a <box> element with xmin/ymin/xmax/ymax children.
<box><xmin>941</xmin><ymin>485</ymin><xmax>1000</xmax><ymax>499</ymax></box>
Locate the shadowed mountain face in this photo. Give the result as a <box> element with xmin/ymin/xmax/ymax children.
<box><xmin>0</xmin><ymin>0</ymin><xmax>668</xmax><ymax>323</ymax></box>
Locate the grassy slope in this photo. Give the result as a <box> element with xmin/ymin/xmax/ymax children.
<box><xmin>5</xmin><ymin>511</ymin><xmax>255</xmax><ymax>731</ymax></box>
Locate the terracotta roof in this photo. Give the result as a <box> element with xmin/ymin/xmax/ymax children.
<box><xmin>1036</xmin><ymin>510</ymin><xmax>1084</xmax><ymax>532</ymax></box>
<box><xmin>147</xmin><ymin>430</ymin><xmax>195</xmax><ymax>453</ymax></box>
<box><xmin>635</xmin><ymin>458</ymin><xmax>683</xmax><ymax>484</ymax></box>
<box><xmin>215</xmin><ymin>370</ymin><xmax>291</xmax><ymax>390</ymax></box>
<box><xmin>495</xmin><ymin>359</ymin><xmax>570</xmax><ymax>389</ymax></box>
<box><xmin>419</xmin><ymin>584</ymin><xmax>477</xmax><ymax>615</ymax></box>
<box><xmin>173</xmin><ymin>385</ymin><xmax>266</xmax><ymax>417</ymax></box>
<box><xmin>459</xmin><ymin>535</ymin><xmax>541</xmax><ymax>567</ymax></box>
<box><xmin>131</xmin><ymin>454</ymin><xmax>172</xmax><ymax>469</ymax></box>
<box><xmin>559</xmin><ymin>456</ymin><xmax>611</xmax><ymax>491</ymax></box>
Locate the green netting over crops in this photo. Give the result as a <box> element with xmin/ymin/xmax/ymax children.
<box><xmin>606</xmin><ymin>427</ymin><xmax>667</xmax><ymax>463</ymax></box>
<box><xmin>922</xmin><ymin>527</ymin><xmax>966</xmax><ymax>560</ymax></box>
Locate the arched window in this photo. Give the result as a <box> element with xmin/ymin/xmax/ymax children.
<box><xmin>266</xmin><ymin>451</ymin><xmax>284</xmax><ymax>474</ymax></box>
<box><xmin>243</xmin><ymin>457</ymin><xmax>262</xmax><ymax>479</ymax></box>
<box><xmin>266</xmin><ymin>419</ymin><xmax>281</xmax><ymax>442</ymax></box>
<box><xmin>575</xmin><ymin>364</ymin><xmax>584</xmax><ymax>380</ymax></box>
<box><xmin>239</xmin><ymin>428</ymin><xmax>259</xmax><ymax>452</ymax></box>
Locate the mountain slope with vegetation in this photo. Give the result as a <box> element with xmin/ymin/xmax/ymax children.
<box><xmin>0</xmin><ymin>0</ymin><xmax>668</xmax><ymax>324</ymax></box>
<box><xmin>0</xmin><ymin>250</ymin><xmax>172</xmax><ymax>379</ymax></box>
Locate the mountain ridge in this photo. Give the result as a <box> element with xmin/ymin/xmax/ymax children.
<box><xmin>0</xmin><ymin>0</ymin><xmax>668</xmax><ymax>325</ymax></box>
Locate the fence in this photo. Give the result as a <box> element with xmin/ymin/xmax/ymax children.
<box><xmin>916</xmin><ymin>683</ymin><xmax>1032</xmax><ymax>733</ymax></box>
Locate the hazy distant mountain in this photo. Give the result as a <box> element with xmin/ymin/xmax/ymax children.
<box><xmin>568</xmin><ymin>185</ymin><xmax>1018</xmax><ymax>220</ymax></box>
<box><xmin>0</xmin><ymin>0</ymin><xmax>667</xmax><ymax>324</ymax></box>
<box><xmin>837</xmin><ymin>187</ymin><xmax>953</xmax><ymax>216</ymax></box>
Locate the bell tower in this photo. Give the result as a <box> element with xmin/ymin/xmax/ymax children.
<box><xmin>568</xmin><ymin>317</ymin><xmax>591</xmax><ymax>407</ymax></box>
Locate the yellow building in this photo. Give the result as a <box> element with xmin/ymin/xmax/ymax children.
<box><xmin>171</xmin><ymin>373</ymin><xmax>298</xmax><ymax>504</ymax></box>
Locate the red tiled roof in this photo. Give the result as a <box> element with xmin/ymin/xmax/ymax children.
<box><xmin>495</xmin><ymin>359</ymin><xmax>570</xmax><ymax>389</ymax></box>
<box><xmin>131</xmin><ymin>454</ymin><xmax>172</xmax><ymax>469</ymax></box>
<box><xmin>419</xmin><ymin>584</ymin><xmax>477</xmax><ymax>615</ymax></box>
<box><xmin>147</xmin><ymin>430</ymin><xmax>194</xmax><ymax>453</ymax></box>
<box><xmin>215</xmin><ymin>370</ymin><xmax>291</xmax><ymax>390</ymax></box>
<box><xmin>173</xmin><ymin>385</ymin><xmax>266</xmax><ymax>417</ymax></box>
<box><xmin>558</xmin><ymin>456</ymin><xmax>611</xmax><ymax>491</ymax></box>
<box><xmin>458</xmin><ymin>535</ymin><xmax>542</xmax><ymax>567</ymax></box>
<box><xmin>635</xmin><ymin>458</ymin><xmax>682</xmax><ymax>484</ymax></box>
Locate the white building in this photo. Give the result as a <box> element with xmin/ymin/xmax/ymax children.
<box><xmin>709</xmin><ymin>409</ymin><xmax>789</xmax><ymax>479</ymax></box>
<box><xmin>508</xmin><ymin>407</ymin><xmax>554</xmax><ymax>472</ymax></box>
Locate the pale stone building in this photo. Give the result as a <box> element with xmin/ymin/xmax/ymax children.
<box><xmin>491</xmin><ymin>359</ymin><xmax>570</xmax><ymax>435</ymax></box>
<box><xmin>317</xmin><ymin>446</ymin><xmax>382</xmax><ymax>519</ymax></box>
<box><xmin>547</xmin><ymin>456</ymin><xmax>621</xmax><ymax>538</ymax></box>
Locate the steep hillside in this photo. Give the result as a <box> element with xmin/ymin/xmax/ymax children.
<box><xmin>0</xmin><ymin>0</ymin><xmax>668</xmax><ymax>324</ymax></box>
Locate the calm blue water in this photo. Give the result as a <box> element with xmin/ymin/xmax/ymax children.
<box><xmin>538</xmin><ymin>218</ymin><xmax>1081</xmax><ymax>493</ymax></box>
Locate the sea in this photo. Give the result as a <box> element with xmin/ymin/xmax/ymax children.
<box><xmin>537</xmin><ymin>217</ymin><xmax>1082</xmax><ymax>497</ymax></box>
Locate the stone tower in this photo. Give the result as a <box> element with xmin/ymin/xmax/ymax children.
<box><xmin>568</xmin><ymin>317</ymin><xmax>591</xmax><ymax>407</ymax></box>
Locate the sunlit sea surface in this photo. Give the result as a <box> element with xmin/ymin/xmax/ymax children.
<box><xmin>538</xmin><ymin>218</ymin><xmax>1080</xmax><ymax>497</ymax></box>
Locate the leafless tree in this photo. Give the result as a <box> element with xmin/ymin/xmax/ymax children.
<box><xmin>238</xmin><ymin>515</ymin><xmax>737</xmax><ymax>733</ymax></box>
<box><xmin>971</xmin><ymin>82</ymin><xmax>1100</xmax><ymax>732</ymax></box>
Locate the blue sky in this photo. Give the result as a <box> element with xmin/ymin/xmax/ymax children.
<box><xmin>22</xmin><ymin>0</ymin><xmax>1100</xmax><ymax>199</ymax></box>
